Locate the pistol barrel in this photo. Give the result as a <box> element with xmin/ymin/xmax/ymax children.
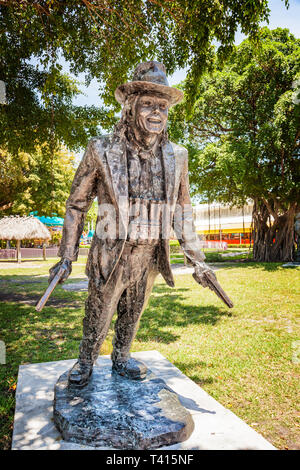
<box><xmin>35</xmin><ymin>267</ymin><xmax>65</xmax><ymax>312</ymax></box>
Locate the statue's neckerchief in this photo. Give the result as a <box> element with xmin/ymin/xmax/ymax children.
<box><xmin>125</xmin><ymin>127</ymin><xmax>162</xmax><ymax>160</ymax></box>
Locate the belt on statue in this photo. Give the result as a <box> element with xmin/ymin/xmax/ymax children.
<box><xmin>124</xmin><ymin>239</ymin><xmax>161</xmax><ymax>247</ymax></box>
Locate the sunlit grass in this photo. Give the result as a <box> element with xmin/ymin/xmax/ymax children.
<box><xmin>0</xmin><ymin>258</ymin><xmax>299</xmax><ymax>449</ymax></box>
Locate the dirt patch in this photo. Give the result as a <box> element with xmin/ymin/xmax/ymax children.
<box><xmin>0</xmin><ymin>291</ymin><xmax>82</xmax><ymax>307</ymax></box>
<box><xmin>0</xmin><ymin>263</ymin><xmax>44</xmax><ymax>269</ymax></box>
<box><xmin>0</xmin><ymin>278</ymin><xmax>46</xmax><ymax>285</ymax></box>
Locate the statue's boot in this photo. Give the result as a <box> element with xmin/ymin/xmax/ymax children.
<box><xmin>67</xmin><ymin>360</ymin><xmax>93</xmax><ymax>387</ymax></box>
<box><xmin>112</xmin><ymin>356</ymin><xmax>147</xmax><ymax>380</ymax></box>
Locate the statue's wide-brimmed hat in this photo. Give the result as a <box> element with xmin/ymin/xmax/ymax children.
<box><xmin>115</xmin><ymin>61</ymin><xmax>183</xmax><ymax>107</ymax></box>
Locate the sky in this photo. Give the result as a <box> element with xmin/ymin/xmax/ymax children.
<box><xmin>68</xmin><ymin>0</ymin><xmax>300</xmax><ymax>108</ymax></box>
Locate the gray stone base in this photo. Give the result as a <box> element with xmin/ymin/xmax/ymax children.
<box><xmin>54</xmin><ymin>365</ymin><xmax>194</xmax><ymax>449</ymax></box>
<box><xmin>12</xmin><ymin>351</ymin><xmax>276</xmax><ymax>450</ymax></box>
<box><xmin>282</xmin><ymin>262</ymin><xmax>300</xmax><ymax>268</ymax></box>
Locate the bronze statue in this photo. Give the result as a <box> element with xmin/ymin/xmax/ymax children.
<box><xmin>48</xmin><ymin>61</ymin><xmax>224</xmax><ymax>388</ymax></box>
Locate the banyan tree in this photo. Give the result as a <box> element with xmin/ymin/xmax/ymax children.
<box><xmin>0</xmin><ymin>215</ymin><xmax>51</xmax><ymax>263</ymax></box>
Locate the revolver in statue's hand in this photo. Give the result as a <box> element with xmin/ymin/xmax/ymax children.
<box><xmin>192</xmin><ymin>262</ymin><xmax>234</xmax><ymax>309</ymax></box>
<box><xmin>193</xmin><ymin>262</ymin><xmax>217</xmax><ymax>288</ymax></box>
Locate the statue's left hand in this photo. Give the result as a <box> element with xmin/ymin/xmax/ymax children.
<box><xmin>193</xmin><ymin>262</ymin><xmax>217</xmax><ymax>288</ymax></box>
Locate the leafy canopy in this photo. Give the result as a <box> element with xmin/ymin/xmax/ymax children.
<box><xmin>0</xmin><ymin>0</ymin><xmax>284</xmax><ymax>155</ymax></box>
<box><xmin>169</xmin><ymin>28</ymin><xmax>300</xmax><ymax>211</ymax></box>
<box><xmin>0</xmin><ymin>145</ymin><xmax>76</xmax><ymax>216</ymax></box>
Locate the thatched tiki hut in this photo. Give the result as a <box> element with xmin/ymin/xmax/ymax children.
<box><xmin>0</xmin><ymin>216</ymin><xmax>51</xmax><ymax>263</ymax></box>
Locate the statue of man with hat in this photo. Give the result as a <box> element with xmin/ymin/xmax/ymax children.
<box><xmin>49</xmin><ymin>61</ymin><xmax>218</xmax><ymax>387</ymax></box>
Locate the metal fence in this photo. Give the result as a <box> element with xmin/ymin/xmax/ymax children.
<box><xmin>0</xmin><ymin>248</ymin><xmax>58</xmax><ymax>259</ymax></box>
<box><xmin>0</xmin><ymin>247</ymin><xmax>90</xmax><ymax>259</ymax></box>
<box><xmin>198</xmin><ymin>241</ymin><xmax>228</xmax><ymax>250</ymax></box>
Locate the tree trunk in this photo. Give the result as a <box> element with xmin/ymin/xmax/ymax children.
<box><xmin>42</xmin><ymin>243</ymin><xmax>47</xmax><ymax>261</ymax></box>
<box><xmin>16</xmin><ymin>240</ymin><xmax>21</xmax><ymax>264</ymax></box>
<box><xmin>252</xmin><ymin>199</ymin><xmax>297</xmax><ymax>262</ymax></box>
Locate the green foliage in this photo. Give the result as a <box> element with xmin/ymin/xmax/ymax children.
<box><xmin>0</xmin><ymin>148</ymin><xmax>31</xmax><ymax>211</ymax></box>
<box><xmin>169</xmin><ymin>28</ymin><xmax>300</xmax><ymax>209</ymax></box>
<box><xmin>0</xmin><ymin>58</ymin><xmax>112</xmax><ymax>155</ymax></box>
<box><xmin>0</xmin><ymin>146</ymin><xmax>76</xmax><ymax>216</ymax></box>
<box><xmin>84</xmin><ymin>200</ymin><xmax>98</xmax><ymax>231</ymax></box>
<box><xmin>169</xmin><ymin>28</ymin><xmax>300</xmax><ymax>261</ymax></box>
<box><xmin>0</xmin><ymin>0</ymin><xmax>277</xmax><ymax>154</ymax></box>
<box><xmin>50</xmin><ymin>231</ymin><xmax>62</xmax><ymax>247</ymax></box>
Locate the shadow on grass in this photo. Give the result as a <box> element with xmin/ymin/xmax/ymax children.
<box><xmin>1</xmin><ymin>302</ymin><xmax>83</xmax><ymax>356</ymax></box>
<box><xmin>172</xmin><ymin>358</ymin><xmax>215</xmax><ymax>385</ymax></box>
<box><xmin>0</xmin><ymin>274</ymin><xmax>87</xmax><ymax>302</ymax></box>
<box><xmin>0</xmin><ymin>274</ymin><xmax>231</xmax><ymax>355</ymax></box>
<box><xmin>136</xmin><ymin>282</ymin><xmax>231</xmax><ymax>344</ymax></box>
<box><xmin>0</xmin><ymin>273</ymin><xmax>88</xmax><ymax>370</ymax></box>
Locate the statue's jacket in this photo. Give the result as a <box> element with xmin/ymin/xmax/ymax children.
<box><xmin>58</xmin><ymin>134</ymin><xmax>205</xmax><ymax>287</ymax></box>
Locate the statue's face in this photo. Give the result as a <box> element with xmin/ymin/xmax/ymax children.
<box><xmin>135</xmin><ymin>94</ymin><xmax>169</xmax><ymax>135</ymax></box>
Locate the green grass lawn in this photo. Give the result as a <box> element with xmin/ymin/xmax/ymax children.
<box><xmin>170</xmin><ymin>251</ymin><xmax>252</xmax><ymax>264</ymax></box>
<box><xmin>170</xmin><ymin>244</ymin><xmax>252</xmax><ymax>263</ymax></box>
<box><xmin>0</xmin><ymin>257</ymin><xmax>299</xmax><ymax>450</ymax></box>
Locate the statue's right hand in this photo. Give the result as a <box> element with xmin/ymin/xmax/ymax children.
<box><xmin>48</xmin><ymin>258</ymin><xmax>72</xmax><ymax>284</ymax></box>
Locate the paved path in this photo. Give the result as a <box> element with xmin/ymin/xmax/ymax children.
<box><xmin>220</xmin><ymin>251</ymin><xmax>248</xmax><ymax>258</ymax></box>
<box><xmin>0</xmin><ymin>262</ymin><xmax>230</xmax><ymax>292</ymax></box>
<box><xmin>0</xmin><ymin>263</ymin><xmax>44</xmax><ymax>269</ymax></box>
<box><xmin>62</xmin><ymin>264</ymin><xmax>223</xmax><ymax>291</ymax></box>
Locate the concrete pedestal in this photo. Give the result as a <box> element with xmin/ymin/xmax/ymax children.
<box><xmin>282</xmin><ymin>262</ymin><xmax>300</xmax><ymax>268</ymax></box>
<box><xmin>54</xmin><ymin>365</ymin><xmax>194</xmax><ymax>449</ymax></box>
<box><xmin>12</xmin><ymin>351</ymin><xmax>275</xmax><ymax>450</ymax></box>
